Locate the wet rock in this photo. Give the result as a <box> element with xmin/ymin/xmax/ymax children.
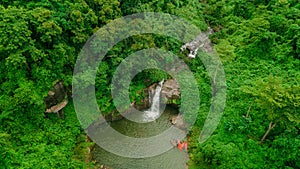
<box><xmin>139</xmin><ymin>79</ymin><xmax>181</xmax><ymax>109</ymax></box>
<box><xmin>181</xmin><ymin>27</ymin><xmax>214</xmax><ymax>58</ymax></box>
<box><xmin>170</xmin><ymin>114</ymin><xmax>187</xmax><ymax>130</ymax></box>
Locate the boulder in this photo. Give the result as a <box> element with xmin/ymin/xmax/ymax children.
<box><xmin>161</xmin><ymin>79</ymin><xmax>180</xmax><ymax>101</ymax></box>
<box><xmin>170</xmin><ymin>114</ymin><xmax>187</xmax><ymax>130</ymax></box>
<box><xmin>44</xmin><ymin>80</ymin><xmax>68</xmax><ymax>118</ymax></box>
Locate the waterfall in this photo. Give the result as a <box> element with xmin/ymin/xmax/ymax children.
<box><xmin>144</xmin><ymin>79</ymin><xmax>164</xmax><ymax>121</ymax></box>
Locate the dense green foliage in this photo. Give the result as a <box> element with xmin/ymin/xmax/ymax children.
<box><xmin>0</xmin><ymin>0</ymin><xmax>299</xmax><ymax>168</ymax></box>
<box><xmin>187</xmin><ymin>1</ymin><xmax>300</xmax><ymax>168</ymax></box>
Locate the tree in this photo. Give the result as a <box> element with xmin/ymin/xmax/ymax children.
<box><xmin>241</xmin><ymin>75</ymin><xmax>300</xmax><ymax>144</ymax></box>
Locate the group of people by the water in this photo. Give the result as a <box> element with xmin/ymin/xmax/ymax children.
<box><xmin>171</xmin><ymin>140</ymin><xmax>188</xmax><ymax>152</ymax></box>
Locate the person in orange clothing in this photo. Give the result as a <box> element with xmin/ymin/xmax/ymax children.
<box><xmin>176</xmin><ymin>140</ymin><xmax>188</xmax><ymax>152</ymax></box>
<box><xmin>177</xmin><ymin>140</ymin><xmax>183</xmax><ymax>150</ymax></box>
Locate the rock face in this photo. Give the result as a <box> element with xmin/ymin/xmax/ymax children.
<box><xmin>161</xmin><ymin>79</ymin><xmax>180</xmax><ymax>101</ymax></box>
<box><xmin>44</xmin><ymin>80</ymin><xmax>68</xmax><ymax>118</ymax></box>
<box><xmin>136</xmin><ymin>79</ymin><xmax>180</xmax><ymax>110</ymax></box>
<box><xmin>181</xmin><ymin>27</ymin><xmax>214</xmax><ymax>58</ymax></box>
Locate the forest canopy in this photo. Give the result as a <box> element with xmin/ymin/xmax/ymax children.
<box><xmin>0</xmin><ymin>0</ymin><xmax>299</xmax><ymax>168</ymax></box>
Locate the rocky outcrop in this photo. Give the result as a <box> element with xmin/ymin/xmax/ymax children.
<box><xmin>45</xmin><ymin>99</ymin><xmax>68</xmax><ymax>114</ymax></box>
<box><xmin>148</xmin><ymin>79</ymin><xmax>180</xmax><ymax>104</ymax></box>
<box><xmin>161</xmin><ymin>79</ymin><xmax>180</xmax><ymax>101</ymax></box>
<box><xmin>44</xmin><ymin>80</ymin><xmax>68</xmax><ymax>118</ymax></box>
<box><xmin>181</xmin><ymin>27</ymin><xmax>214</xmax><ymax>58</ymax></box>
<box><xmin>135</xmin><ymin>79</ymin><xmax>181</xmax><ymax>110</ymax></box>
<box><xmin>170</xmin><ymin>114</ymin><xmax>187</xmax><ymax>130</ymax></box>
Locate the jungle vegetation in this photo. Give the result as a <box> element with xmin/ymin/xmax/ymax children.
<box><xmin>0</xmin><ymin>0</ymin><xmax>299</xmax><ymax>168</ymax></box>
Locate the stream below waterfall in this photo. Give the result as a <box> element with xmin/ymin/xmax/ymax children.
<box><xmin>91</xmin><ymin>106</ymin><xmax>188</xmax><ymax>169</ymax></box>
<box><xmin>90</xmin><ymin>81</ymin><xmax>188</xmax><ymax>169</ymax></box>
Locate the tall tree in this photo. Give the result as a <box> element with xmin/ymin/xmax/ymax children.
<box><xmin>241</xmin><ymin>75</ymin><xmax>300</xmax><ymax>144</ymax></box>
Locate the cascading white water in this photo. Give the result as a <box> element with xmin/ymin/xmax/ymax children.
<box><xmin>144</xmin><ymin>79</ymin><xmax>164</xmax><ymax>121</ymax></box>
<box><xmin>150</xmin><ymin>79</ymin><xmax>164</xmax><ymax>113</ymax></box>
